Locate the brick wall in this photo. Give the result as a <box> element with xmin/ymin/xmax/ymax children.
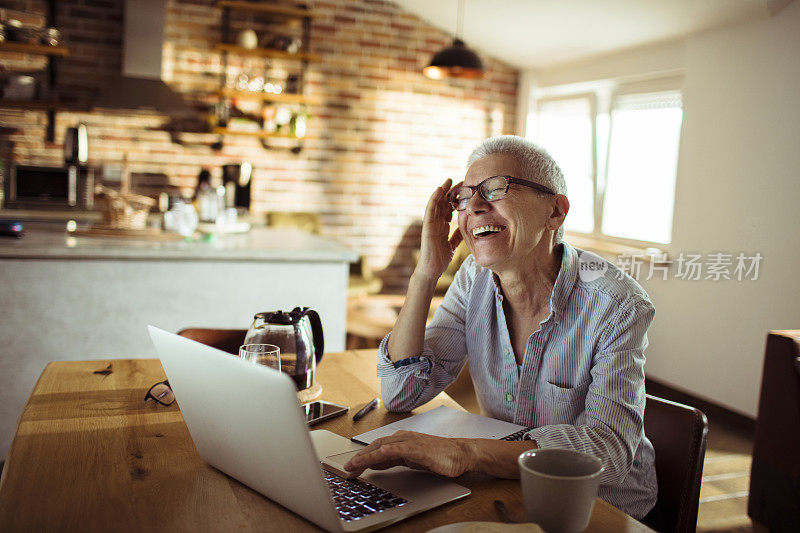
<box><xmin>0</xmin><ymin>0</ymin><xmax>519</xmax><ymax>293</ymax></box>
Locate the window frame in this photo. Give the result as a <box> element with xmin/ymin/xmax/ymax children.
<box><xmin>530</xmin><ymin>76</ymin><xmax>684</xmax><ymax>251</ymax></box>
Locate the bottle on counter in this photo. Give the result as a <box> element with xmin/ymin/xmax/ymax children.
<box><xmin>164</xmin><ymin>199</ymin><xmax>198</xmax><ymax>237</ymax></box>
<box><xmin>213</xmin><ymin>185</ymin><xmax>228</xmax><ymax>226</ymax></box>
<box><xmin>194</xmin><ymin>169</ymin><xmax>229</xmax><ymax>224</ymax></box>
<box><xmin>194</xmin><ymin>169</ymin><xmax>216</xmax><ymax>223</ymax></box>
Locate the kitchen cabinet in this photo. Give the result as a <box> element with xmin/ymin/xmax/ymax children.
<box><xmin>213</xmin><ymin>1</ymin><xmax>318</xmax><ymax>150</ymax></box>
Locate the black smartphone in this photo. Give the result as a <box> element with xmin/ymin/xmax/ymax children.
<box><xmin>303</xmin><ymin>400</ymin><xmax>349</xmax><ymax>426</ymax></box>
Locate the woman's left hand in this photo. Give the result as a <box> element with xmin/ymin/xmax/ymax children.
<box><xmin>343</xmin><ymin>430</ymin><xmax>471</xmax><ymax>478</ymax></box>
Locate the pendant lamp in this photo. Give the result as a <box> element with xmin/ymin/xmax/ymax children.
<box><xmin>423</xmin><ymin>0</ymin><xmax>484</xmax><ymax>80</ymax></box>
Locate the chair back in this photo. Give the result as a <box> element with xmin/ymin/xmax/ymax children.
<box><xmin>642</xmin><ymin>394</ymin><xmax>708</xmax><ymax>533</ymax></box>
<box><xmin>748</xmin><ymin>330</ymin><xmax>800</xmax><ymax>530</ymax></box>
<box><xmin>266</xmin><ymin>212</ymin><xmax>321</xmax><ymax>234</ymax></box>
<box><xmin>177</xmin><ymin>328</ymin><xmax>248</xmax><ymax>355</ymax></box>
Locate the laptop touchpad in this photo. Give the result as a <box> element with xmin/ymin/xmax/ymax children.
<box><xmin>322</xmin><ymin>450</ymin><xmax>363</xmax><ymax>478</ymax></box>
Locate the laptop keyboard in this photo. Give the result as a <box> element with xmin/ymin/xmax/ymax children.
<box><xmin>500</xmin><ymin>427</ymin><xmax>534</xmax><ymax>441</ymax></box>
<box><xmin>324</xmin><ymin>469</ymin><xmax>408</xmax><ymax>522</ymax></box>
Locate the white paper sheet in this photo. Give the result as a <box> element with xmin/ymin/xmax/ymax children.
<box><xmin>352</xmin><ymin>405</ymin><xmax>529</xmax><ymax>444</ymax></box>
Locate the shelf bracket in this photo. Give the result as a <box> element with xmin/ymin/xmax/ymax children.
<box><xmin>45</xmin><ymin>0</ymin><xmax>58</xmax><ymax>143</ymax></box>
<box><xmin>45</xmin><ymin>109</ymin><xmax>56</xmax><ymax>142</ymax></box>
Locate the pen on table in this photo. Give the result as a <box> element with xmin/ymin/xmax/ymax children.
<box><xmin>352</xmin><ymin>397</ymin><xmax>380</xmax><ymax>422</ymax></box>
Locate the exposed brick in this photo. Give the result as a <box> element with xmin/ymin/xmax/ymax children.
<box><xmin>3</xmin><ymin>0</ymin><xmax>518</xmax><ymax>293</ymax></box>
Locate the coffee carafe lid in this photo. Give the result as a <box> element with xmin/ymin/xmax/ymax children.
<box><xmin>255</xmin><ymin>310</ymin><xmax>293</xmax><ymax>325</ymax></box>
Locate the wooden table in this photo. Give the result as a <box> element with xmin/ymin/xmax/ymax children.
<box><xmin>0</xmin><ymin>349</ymin><xmax>652</xmax><ymax>532</ymax></box>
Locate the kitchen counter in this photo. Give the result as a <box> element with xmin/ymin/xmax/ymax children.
<box><xmin>0</xmin><ymin>227</ymin><xmax>358</xmax><ymax>460</ymax></box>
<box><xmin>0</xmin><ymin>227</ymin><xmax>357</xmax><ymax>262</ymax></box>
<box><xmin>0</xmin><ymin>208</ymin><xmax>103</xmax><ymax>222</ymax></box>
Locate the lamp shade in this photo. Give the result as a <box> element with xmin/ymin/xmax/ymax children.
<box><xmin>423</xmin><ymin>39</ymin><xmax>484</xmax><ymax>80</ymax></box>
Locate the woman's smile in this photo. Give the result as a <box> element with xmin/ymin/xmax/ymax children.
<box><xmin>471</xmin><ymin>224</ymin><xmax>507</xmax><ymax>239</ymax></box>
<box><xmin>465</xmin><ymin>219</ymin><xmax>515</xmax><ymax>269</ymax></box>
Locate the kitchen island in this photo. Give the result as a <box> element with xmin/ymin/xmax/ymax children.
<box><xmin>0</xmin><ymin>226</ymin><xmax>358</xmax><ymax>459</ymax></box>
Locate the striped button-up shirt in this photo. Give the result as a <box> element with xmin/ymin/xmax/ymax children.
<box><xmin>377</xmin><ymin>241</ymin><xmax>657</xmax><ymax>519</ymax></box>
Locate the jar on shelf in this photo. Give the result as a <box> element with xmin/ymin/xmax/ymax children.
<box><xmin>10</xmin><ymin>23</ymin><xmax>40</xmax><ymax>44</ymax></box>
<box><xmin>261</xmin><ymin>105</ymin><xmax>277</xmax><ymax>133</ymax></box>
<box><xmin>274</xmin><ymin>107</ymin><xmax>292</xmax><ymax>132</ymax></box>
<box><xmin>284</xmin><ymin>74</ymin><xmax>300</xmax><ymax>94</ymax></box>
<box><xmin>290</xmin><ymin>112</ymin><xmax>307</xmax><ymax>139</ymax></box>
<box><xmin>247</xmin><ymin>75</ymin><xmax>264</xmax><ymax>92</ymax></box>
<box><xmin>264</xmin><ymin>81</ymin><xmax>283</xmax><ymax>94</ymax></box>
<box><xmin>5</xmin><ymin>20</ymin><xmax>22</xmax><ymax>42</ymax></box>
<box><xmin>215</xmin><ymin>100</ymin><xmax>231</xmax><ymax>128</ymax></box>
<box><xmin>237</xmin><ymin>29</ymin><xmax>258</xmax><ymax>49</ymax></box>
<box><xmin>41</xmin><ymin>27</ymin><xmax>60</xmax><ymax>46</ymax></box>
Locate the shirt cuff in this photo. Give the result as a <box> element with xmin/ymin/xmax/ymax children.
<box><xmin>392</xmin><ymin>356</ymin><xmax>432</xmax><ymax>372</ymax></box>
<box><xmin>376</xmin><ymin>333</ymin><xmax>433</xmax><ymax>379</ymax></box>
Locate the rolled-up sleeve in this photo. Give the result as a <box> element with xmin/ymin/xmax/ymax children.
<box><xmin>527</xmin><ymin>296</ymin><xmax>655</xmax><ymax>486</ymax></box>
<box><xmin>377</xmin><ymin>257</ymin><xmax>476</xmax><ymax>412</ymax></box>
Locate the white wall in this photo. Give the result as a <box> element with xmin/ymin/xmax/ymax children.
<box><xmin>531</xmin><ymin>2</ymin><xmax>800</xmax><ymax>417</ymax></box>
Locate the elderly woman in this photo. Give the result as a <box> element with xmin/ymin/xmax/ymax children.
<box><xmin>344</xmin><ymin>135</ymin><xmax>657</xmax><ymax>519</ymax></box>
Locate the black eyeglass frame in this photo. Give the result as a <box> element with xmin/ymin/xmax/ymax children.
<box><xmin>144</xmin><ymin>379</ymin><xmax>174</xmax><ymax>406</ymax></box>
<box><xmin>447</xmin><ymin>175</ymin><xmax>556</xmax><ymax>211</ymax></box>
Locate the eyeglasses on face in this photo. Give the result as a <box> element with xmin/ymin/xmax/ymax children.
<box><xmin>144</xmin><ymin>380</ymin><xmax>175</xmax><ymax>406</ymax></box>
<box><xmin>447</xmin><ymin>175</ymin><xmax>556</xmax><ymax>211</ymax></box>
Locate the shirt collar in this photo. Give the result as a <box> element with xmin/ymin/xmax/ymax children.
<box><xmin>490</xmin><ymin>241</ymin><xmax>579</xmax><ymax>322</ymax></box>
<box><xmin>549</xmin><ymin>242</ymin><xmax>579</xmax><ymax>322</ymax></box>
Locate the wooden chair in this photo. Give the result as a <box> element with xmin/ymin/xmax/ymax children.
<box><xmin>748</xmin><ymin>330</ymin><xmax>800</xmax><ymax>531</ymax></box>
<box><xmin>265</xmin><ymin>211</ymin><xmax>322</xmax><ymax>235</ymax></box>
<box><xmin>641</xmin><ymin>394</ymin><xmax>709</xmax><ymax>533</ymax></box>
<box><xmin>265</xmin><ymin>211</ymin><xmax>382</xmax><ymax>297</ymax></box>
<box><xmin>177</xmin><ymin>328</ymin><xmax>247</xmax><ymax>355</ymax></box>
<box><xmin>347</xmin><ymin>255</ymin><xmax>383</xmax><ymax>298</ymax></box>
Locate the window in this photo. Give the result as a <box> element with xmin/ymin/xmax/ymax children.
<box><xmin>530</xmin><ymin>83</ymin><xmax>683</xmax><ymax>245</ymax></box>
<box><xmin>536</xmin><ymin>95</ymin><xmax>595</xmax><ymax>234</ymax></box>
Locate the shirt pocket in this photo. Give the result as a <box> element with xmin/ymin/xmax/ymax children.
<box><xmin>540</xmin><ymin>379</ymin><xmax>591</xmax><ymax>425</ymax></box>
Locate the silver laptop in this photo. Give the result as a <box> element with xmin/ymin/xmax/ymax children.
<box><xmin>148</xmin><ymin>326</ymin><xmax>470</xmax><ymax>532</ymax></box>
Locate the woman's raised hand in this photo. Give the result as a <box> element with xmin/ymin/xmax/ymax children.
<box><xmin>415</xmin><ymin>178</ymin><xmax>463</xmax><ymax>282</ymax></box>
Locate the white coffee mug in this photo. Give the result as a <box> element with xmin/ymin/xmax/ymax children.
<box><xmin>518</xmin><ymin>448</ymin><xmax>603</xmax><ymax>533</ymax></box>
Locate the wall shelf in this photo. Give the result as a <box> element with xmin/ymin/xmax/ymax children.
<box><xmin>0</xmin><ymin>100</ymin><xmax>69</xmax><ymax>111</ymax></box>
<box><xmin>212</xmin><ymin>127</ymin><xmax>300</xmax><ymax>139</ymax></box>
<box><xmin>218</xmin><ymin>88</ymin><xmax>317</xmax><ymax>105</ymax></box>
<box><xmin>213</xmin><ymin>1</ymin><xmax>316</xmax><ymax>152</ymax></box>
<box><xmin>0</xmin><ymin>42</ymin><xmax>68</xmax><ymax>57</ymax></box>
<box><xmin>214</xmin><ymin>43</ymin><xmax>319</xmax><ymax>62</ymax></box>
<box><xmin>216</xmin><ymin>1</ymin><xmax>318</xmax><ymax>19</ymax></box>
<box><xmin>0</xmin><ymin>2</ymin><xmax>67</xmax><ymax>142</ymax></box>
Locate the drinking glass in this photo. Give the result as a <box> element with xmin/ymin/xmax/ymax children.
<box><xmin>238</xmin><ymin>343</ymin><xmax>281</xmax><ymax>371</ymax></box>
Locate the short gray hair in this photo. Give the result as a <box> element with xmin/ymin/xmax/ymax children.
<box><xmin>467</xmin><ymin>135</ymin><xmax>568</xmax><ymax>244</ymax></box>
